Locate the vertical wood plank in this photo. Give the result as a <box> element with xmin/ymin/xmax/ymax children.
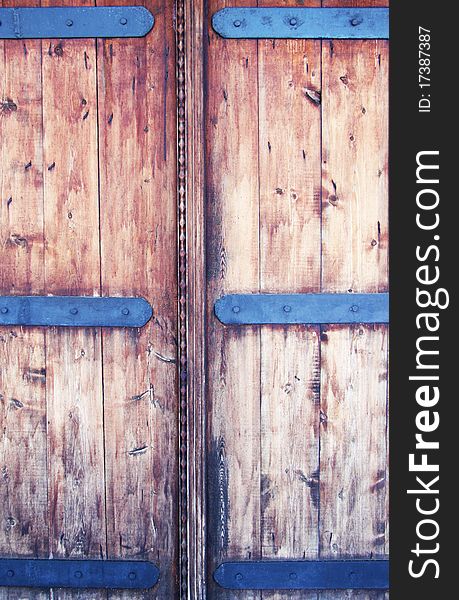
<box><xmin>97</xmin><ymin>1</ymin><xmax>179</xmax><ymax>598</ymax></box>
<box><xmin>40</xmin><ymin>3</ymin><xmax>106</xmax><ymax>600</ymax></box>
<box><xmin>257</xmin><ymin>1</ymin><xmax>321</xmax><ymax>600</ymax></box>
<box><xmin>184</xmin><ymin>0</ymin><xmax>208</xmax><ymax>596</ymax></box>
<box><xmin>0</xmin><ymin>0</ymin><xmax>49</xmax><ymax>597</ymax></box>
<box><xmin>320</xmin><ymin>2</ymin><xmax>389</xmax><ymax>600</ymax></box>
<box><xmin>206</xmin><ymin>1</ymin><xmax>261</xmax><ymax>598</ymax></box>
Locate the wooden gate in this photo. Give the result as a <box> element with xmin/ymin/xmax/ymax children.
<box><xmin>1</xmin><ymin>0</ymin><xmax>389</xmax><ymax>598</ymax></box>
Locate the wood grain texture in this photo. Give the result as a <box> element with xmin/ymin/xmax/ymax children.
<box><xmin>320</xmin><ymin>2</ymin><xmax>389</xmax><ymax>600</ymax></box>
<box><xmin>258</xmin><ymin>2</ymin><xmax>321</xmax><ymax>600</ymax></box>
<box><xmin>184</xmin><ymin>0</ymin><xmax>207</xmax><ymax>596</ymax></box>
<box><xmin>40</xmin><ymin>3</ymin><xmax>107</xmax><ymax>600</ymax></box>
<box><xmin>97</xmin><ymin>0</ymin><xmax>178</xmax><ymax>598</ymax></box>
<box><xmin>205</xmin><ymin>1</ymin><xmax>261</xmax><ymax>599</ymax></box>
<box><xmin>1</xmin><ymin>0</ymin><xmax>49</xmax><ymax>598</ymax></box>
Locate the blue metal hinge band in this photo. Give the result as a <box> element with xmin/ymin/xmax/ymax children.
<box><xmin>212</xmin><ymin>8</ymin><xmax>389</xmax><ymax>39</ymax></box>
<box><xmin>0</xmin><ymin>296</ymin><xmax>153</xmax><ymax>328</ymax></box>
<box><xmin>214</xmin><ymin>560</ymin><xmax>389</xmax><ymax>590</ymax></box>
<box><xmin>0</xmin><ymin>7</ymin><xmax>154</xmax><ymax>39</ymax></box>
<box><xmin>214</xmin><ymin>293</ymin><xmax>389</xmax><ymax>325</ymax></box>
<box><xmin>0</xmin><ymin>559</ymin><xmax>159</xmax><ymax>589</ymax></box>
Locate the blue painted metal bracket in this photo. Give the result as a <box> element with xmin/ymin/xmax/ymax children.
<box><xmin>0</xmin><ymin>559</ymin><xmax>159</xmax><ymax>589</ymax></box>
<box><xmin>214</xmin><ymin>560</ymin><xmax>389</xmax><ymax>590</ymax></box>
<box><xmin>214</xmin><ymin>293</ymin><xmax>389</xmax><ymax>325</ymax></box>
<box><xmin>0</xmin><ymin>6</ymin><xmax>154</xmax><ymax>39</ymax></box>
<box><xmin>0</xmin><ymin>296</ymin><xmax>152</xmax><ymax>328</ymax></box>
<box><xmin>212</xmin><ymin>8</ymin><xmax>389</xmax><ymax>39</ymax></box>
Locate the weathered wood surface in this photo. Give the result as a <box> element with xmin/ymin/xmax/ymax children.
<box><xmin>320</xmin><ymin>1</ymin><xmax>389</xmax><ymax>600</ymax></box>
<box><xmin>206</xmin><ymin>1</ymin><xmax>261</xmax><ymax>599</ymax></box>
<box><xmin>1</xmin><ymin>0</ymin><xmax>49</xmax><ymax>598</ymax></box>
<box><xmin>204</xmin><ymin>0</ymin><xmax>389</xmax><ymax>598</ymax></box>
<box><xmin>1</xmin><ymin>0</ymin><xmax>178</xmax><ymax>598</ymax></box>
<box><xmin>258</xmin><ymin>2</ymin><xmax>321</xmax><ymax>600</ymax></box>
<box><xmin>97</xmin><ymin>0</ymin><xmax>178</xmax><ymax>598</ymax></box>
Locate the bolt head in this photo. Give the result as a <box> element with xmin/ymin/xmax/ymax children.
<box><xmin>66</xmin><ymin>19</ymin><xmax>73</xmax><ymax>27</ymax></box>
<box><xmin>233</xmin><ymin>20</ymin><xmax>242</xmax><ymax>28</ymax></box>
<box><xmin>289</xmin><ymin>17</ymin><xmax>298</xmax><ymax>26</ymax></box>
<box><xmin>7</xmin><ymin>570</ymin><xmax>14</xmax><ymax>577</ymax></box>
<box><xmin>351</xmin><ymin>17</ymin><xmax>363</xmax><ymax>26</ymax></box>
<box><xmin>1</xmin><ymin>307</ymin><xmax>8</xmax><ymax>314</ymax></box>
<box><xmin>235</xmin><ymin>573</ymin><xmax>243</xmax><ymax>581</ymax></box>
<box><xmin>70</xmin><ymin>308</ymin><xmax>78</xmax><ymax>315</ymax></box>
<box><xmin>232</xmin><ymin>305</ymin><xmax>240</xmax><ymax>314</ymax></box>
<box><xmin>120</xmin><ymin>17</ymin><xmax>128</xmax><ymax>25</ymax></box>
<box><xmin>289</xmin><ymin>572</ymin><xmax>298</xmax><ymax>580</ymax></box>
<box><xmin>283</xmin><ymin>305</ymin><xmax>292</xmax><ymax>313</ymax></box>
<box><xmin>122</xmin><ymin>308</ymin><xmax>130</xmax><ymax>316</ymax></box>
<box><xmin>74</xmin><ymin>571</ymin><xmax>83</xmax><ymax>579</ymax></box>
<box><xmin>350</xmin><ymin>305</ymin><xmax>359</xmax><ymax>313</ymax></box>
<box><xmin>128</xmin><ymin>572</ymin><xmax>137</xmax><ymax>581</ymax></box>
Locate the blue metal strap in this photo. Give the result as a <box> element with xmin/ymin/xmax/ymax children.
<box><xmin>214</xmin><ymin>293</ymin><xmax>389</xmax><ymax>325</ymax></box>
<box><xmin>0</xmin><ymin>559</ymin><xmax>159</xmax><ymax>589</ymax></box>
<box><xmin>214</xmin><ymin>560</ymin><xmax>389</xmax><ymax>590</ymax></box>
<box><xmin>212</xmin><ymin>8</ymin><xmax>389</xmax><ymax>39</ymax></box>
<box><xmin>0</xmin><ymin>7</ymin><xmax>154</xmax><ymax>39</ymax></box>
<box><xmin>0</xmin><ymin>296</ymin><xmax>152</xmax><ymax>328</ymax></box>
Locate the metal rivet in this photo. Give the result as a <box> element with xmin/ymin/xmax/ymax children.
<box><xmin>74</xmin><ymin>571</ymin><xmax>83</xmax><ymax>579</ymax></box>
<box><xmin>289</xmin><ymin>572</ymin><xmax>298</xmax><ymax>580</ymax></box>
<box><xmin>235</xmin><ymin>573</ymin><xmax>243</xmax><ymax>581</ymax></box>
<box><xmin>350</xmin><ymin>305</ymin><xmax>359</xmax><ymax>312</ymax></box>
<box><xmin>66</xmin><ymin>19</ymin><xmax>73</xmax><ymax>27</ymax></box>
<box><xmin>283</xmin><ymin>305</ymin><xmax>292</xmax><ymax>313</ymax></box>
<box><xmin>233</xmin><ymin>20</ymin><xmax>242</xmax><ymax>27</ymax></box>
<box><xmin>1</xmin><ymin>307</ymin><xmax>8</xmax><ymax>314</ymax></box>
<box><xmin>122</xmin><ymin>308</ymin><xmax>130</xmax><ymax>316</ymax></box>
<box><xmin>70</xmin><ymin>308</ymin><xmax>78</xmax><ymax>315</ymax></box>
<box><xmin>351</xmin><ymin>18</ymin><xmax>363</xmax><ymax>26</ymax></box>
<box><xmin>289</xmin><ymin>17</ymin><xmax>298</xmax><ymax>26</ymax></box>
<box><xmin>128</xmin><ymin>572</ymin><xmax>137</xmax><ymax>580</ymax></box>
<box><xmin>232</xmin><ymin>306</ymin><xmax>240</xmax><ymax>313</ymax></box>
<box><xmin>120</xmin><ymin>17</ymin><xmax>128</xmax><ymax>25</ymax></box>
<box><xmin>7</xmin><ymin>570</ymin><xmax>14</xmax><ymax>577</ymax></box>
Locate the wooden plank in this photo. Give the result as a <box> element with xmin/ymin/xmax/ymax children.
<box><xmin>184</xmin><ymin>0</ymin><xmax>207</xmax><ymax>596</ymax></box>
<box><xmin>0</xmin><ymin>0</ymin><xmax>49</xmax><ymax>597</ymax></box>
<box><xmin>40</xmin><ymin>3</ymin><xmax>106</xmax><ymax>600</ymax></box>
<box><xmin>320</xmin><ymin>1</ymin><xmax>389</xmax><ymax>599</ymax></box>
<box><xmin>97</xmin><ymin>1</ymin><xmax>179</xmax><ymax>598</ymax></box>
<box><xmin>257</xmin><ymin>1</ymin><xmax>321</xmax><ymax>600</ymax></box>
<box><xmin>206</xmin><ymin>1</ymin><xmax>261</xmax><ymax>598</ymax></box>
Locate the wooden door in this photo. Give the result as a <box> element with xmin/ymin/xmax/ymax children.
<box><xmin>1</xmin><ymin>0</ymin><xmax>178</xmax><ymax>598</ymax></box>
<box><xmin>2</xmin><ymin>0</ymin><xmax>389</xmax><ymax>598</ymax></box>
<box><xmin>186</xmin><ymin>0</ymin><xmax>389</xmax><ymax>598</ymax></box>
